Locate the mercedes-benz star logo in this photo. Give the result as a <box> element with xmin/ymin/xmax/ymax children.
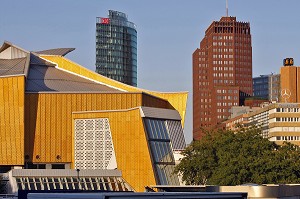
<box><xmin>281</xmin><ymin>88</ymin><xmax>291</xmax><ymax>102</ymax></box>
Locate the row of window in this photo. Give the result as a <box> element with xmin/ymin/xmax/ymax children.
<box><xmin>198</xmin><ymin>64</ymin><xmax>208</xmax><ymax>68</ymax></box>
<box><xmin>96</xmin><ymin>56</ymin><xmax>134</xmax><ymax>64</ymax></box>
<box><xmin>213</xmin><ymin>54</ymin><xmax>234</xmax><ymax>58</ymax></box>
<box><xmin>198</xmin><ymin>81</ymin><xmax>209</xmax><ymax>86</ymax></box>
<box><xmin>276</xmin><ymin>136</ymin><xmax>300</xmax><ymax>141</ymax></box>
<box><xmin>212</xmin><ymin>42</ymin><xmax>233</xmax><ymax>46</ymax></box>
<box><xmin>217</xmin><ymin>108</ymin><xmax>231</xmax><ymax>113</ymax></box>
<box><xmin>212</xmin><ymin>60</ymin><xmax>234</xmax><ymax>65</ymax></box>
<box><xmin>213</xmin><ymin>79</ymin><xmax>234</xmax><ymax>84</ymax></box>
<box><xmin>198</xmin><ymin>75</ymin><xmax>208</xmax><ymax>80</ymax></box>
<box><xmin>200</xmin><ymin>98</ymin><xmax>211</xmax><ymax>103</ymax></box>
<box><xmin>216</xmin><ymin>89</ymin><xmax>239</xmax><ymax>94</ymax></box>
<box><xmin>275</xmin><ymin>117</ymin><xmax>300</xmax><ymax>122</ymax></box>
<box><xmin>199</xmin><ymin>92</ymin><xmax>210</xmax><ymax>97</ymax></box>
<box><xmin>217</xmin><ymin>95</ymin><xmax>238</xmax><ymax>100</ymax></box>
<box><xmin>249</xmin><ymin>113</ymin><xmax>269</xmax><ymax>122</ymax></box>
<box><xmin>96</xmin><ymin>51</ymin><xmax>136</xmax><ymax>58</ymax></box>
<box><xmin>213</xmin><ymin>66</ymin><xmax>234</xmax><ymax>71</ymax></box>
<box><xmin>200</xmin><ymin>116</ymin><xmax>211</xmax><ymax>121</ymax></box>
<box><xmin>199</xmin><ymin>117</ymin><xmax>211</xmax><ymax>122</ymax></box>
<box><xmin>96</xmin><ymin>25</ymin><xmax>127</xmax><ymax>32</ymax></box>
<box><xmin>236</xmin><ymin>80</ymin><xmax>252</xmax><ymax>85</ymax></box>
<box><xmin>212</xmin><ymin>42</ymin><xmax>250</xmax><ymax>47</ymax></box>
<box><xmin>213</xmin><ymin>26</ymin><xmax>250</xmax><ymax>34</ymax></box>
<box><xmin>276</xmin><ymin>108</ymin><xmax>299</xmax><ymax>112</ymax></box>
<box><xmin>213</xmin><ymin>73</ymin><xmax>234</xmax><ymax>77</ymax></box>
<box><xmin>211</xmin><ymin>60</ymin><xmax>251</xmax><ymax>66</ymax></box>
<box><xmin>217</xmin><ymin>115</ymin><xmax>229</xmax><ymax>119</ymax></box>
<box><xmin>217</xmin><ymin>102</ymin><xmax>238</xmax><ymax>106</ymax></box>
<box><xmin>16</xmin><ymin>177</ymin><xmax>132</xmax><ymax>191</ymax></box>
<box><xmin>211</xmin><ymin>48</ymin><xmax>251</xmax><ymax>54</ymax></box>
<box><xmin>96</xmin><ymin>38</ymin><xmax>137</xmax><ymax>46</ymax></box>
<box><xmin>200</xmin><ymin>104</ymin><xmax>211</xmax><ymax>109</ymax></box>
<box><xmin>213</xmin><ymin>35</ymin><xmax>234</xmax><ymax>40</ymax></box>
<box><xmin>212</xmin><ymin>35</ymin><xmax>251</xmax><ymax>41</ymax></box>
<box><xmin>213</xmin><ymin>48</ymin><xmax>234</xmax><ymax>53</ymax></box>
<box><xmin>96</xmin><ymin>44</ymin><xmax>136</xmax><ymax>52</ymax></box>
<box><xmin>96</xmin><ymin>32</ymin><xmax>134</xmax><ymax>40</ymax></box>
<box><xmin>96</xmin><ymin>63</ymin><xmax>137</xmax><ymax>71</ymax></box>
<box><xmin>96</xmin><ymin>23</ymin><xmax>136</xmax><ymax>32</ymax></box>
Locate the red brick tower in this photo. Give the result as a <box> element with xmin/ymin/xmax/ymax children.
<box><xmin>193</xmin><ymin>16</ymin><xmax>252</xmax><ymax>140</ymax></box>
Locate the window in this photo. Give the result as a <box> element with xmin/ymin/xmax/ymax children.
<box><xmin>144</xmin><ymin>118</ymin><xmax>181</xmax><ymax>185</ymax></box>
<box><xmin>52</xmin><ymin>164</ymin><xmax>65</xmax><ymax>169</ymax></box>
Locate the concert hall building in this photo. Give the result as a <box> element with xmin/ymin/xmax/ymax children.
<box><xmin>0</xmin><ymin>41</ymin><xmax>187</xmax><ymax>193</ymax></box>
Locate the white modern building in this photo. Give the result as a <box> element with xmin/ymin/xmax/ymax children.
<box><xmin>225</xmin><ymin>103</ymin><xmax>300</xmax><ymax>145</ymax></box>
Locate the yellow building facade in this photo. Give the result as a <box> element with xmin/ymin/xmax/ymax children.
<box><xmin>0</xmin><ymin>41</ymin><xmax>187</xmax><ymax>192</ymax></box>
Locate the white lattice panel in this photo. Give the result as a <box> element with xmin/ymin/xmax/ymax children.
<box><xmin>74</xmin><ymin>118</ymin><xmax>117</xmax><ymax>170</ymax></box>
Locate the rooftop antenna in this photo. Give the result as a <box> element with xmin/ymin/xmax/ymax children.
<box><xmin>226</xmin><ymin>0</ymin><xmax>228</xmax><ymax>17</ymax></box>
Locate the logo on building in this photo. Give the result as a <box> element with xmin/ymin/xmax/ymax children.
<box><xmin>283</xmin><ymin>58</ymin><xmax>294</xmax><ymax>66</ymax></box>
<box><xmin>281</xmin><ymin>88</ymin><xmax>291</xmax><ymax>102</ymax></box>
<box><xmin>101</xmin><ymin>18</ymin><xmax>110</xmax><ymax>24</ymax></box>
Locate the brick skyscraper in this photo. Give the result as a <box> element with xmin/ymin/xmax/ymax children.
<box><xmin>193</xmin><ymin>16</ymin><xmax>253</xmax><ymax>140</ymax></box>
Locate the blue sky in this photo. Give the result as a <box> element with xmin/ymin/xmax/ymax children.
<box><xmin>1</xmin><ymin>0</ymin><xmax>300</xmax><ymax>143</ymax></box>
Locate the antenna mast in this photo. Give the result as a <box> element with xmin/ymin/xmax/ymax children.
<box><xmin>226</xmin><ymin>0</ymin><xmax>228</xmax><ymax>17</ymax></box>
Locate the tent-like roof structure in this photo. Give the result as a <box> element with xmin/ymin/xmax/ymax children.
<box><xmin>0</xmin><ymin>41</ymin><xmax>188</xmax><ymax>125</ymax></box>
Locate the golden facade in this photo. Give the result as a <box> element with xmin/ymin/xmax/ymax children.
<box><xmin>0</xmin><ymin>42</ymin><xmax>187</xmax><ymax>192</ymax></box>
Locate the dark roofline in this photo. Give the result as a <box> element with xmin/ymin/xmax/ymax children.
<box><xmin>0</xmin><ymin>41</ymin><xmax>30</xmax><ymax>54</ymax></box>
<box><xmin>34</xmin><ymin>48</ymin><xmax>75</xmax><ymax>56</ymax></box>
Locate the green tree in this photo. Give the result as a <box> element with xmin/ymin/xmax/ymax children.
<box><xmin>175</xmin><ymin>127</ymin><xmax>300</xmax><ymax>185</ymax></box>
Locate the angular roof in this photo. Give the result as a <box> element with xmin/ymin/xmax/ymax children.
<box><xmin>0</xmin><ymin>42</ymin><xmax>120</xmax><ymax>92</ymax></box>
<box><xmin>0</xmin><ymin>41</ymin><xmax>188</xmax><ymax>125</ymax></box>
<box><xmin>26</xmin><ymin>62</ymin><xmax>119</xmax><ymax>92</ymax></box>
<box><xmin>26</xmin><ymin>53</ymin><xmax>120</xmax><ymax>92</ymax></box>
<box><xmin>0</xmin><ymin>57</ymin><xmax>27</xmax><ymax>76</ymax></box>
<box><xmin>35</xmin><ymin>48</ymin><xmax>75</xmax><ymax>56</ymax></box>
<box><xmin>0</xmin><ymin>41</ymin><xmax>30</xmax><ymax>76</ymax></box>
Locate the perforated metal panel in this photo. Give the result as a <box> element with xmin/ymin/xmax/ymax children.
<box><xmin>74</xmin><ymin>118</ymin><xmax>117</xmax><ymax>170</ymax></box>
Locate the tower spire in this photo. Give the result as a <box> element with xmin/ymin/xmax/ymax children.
<box><xmin>226</xmin><ymin>0</ymin><xmax>228</xmax><ymax>17</ymax></box>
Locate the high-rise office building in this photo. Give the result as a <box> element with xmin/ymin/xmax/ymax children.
<box><xmin>193</xmin><ymin>16</ymin><xmax>252</xmax><ymax>140</ymax></box>
<box><xmin>253</xmin><ymin>74</ymin><xmax>280</xmax><ymax>102</ymax></box>
<box><xmin>96</xmin><ymin>10</ymin><xmax>137</xmax><ymax>86</ymax></box>
<box><xmin>253</xmin><ymin>75</ymin><xmax>270</xmax><ymax>99</ymax></box>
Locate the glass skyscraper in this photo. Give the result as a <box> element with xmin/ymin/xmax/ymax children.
<box><xmin>96</xmin><ymin>10</ymin><xmax>137</xmax><ymax>86</ymax></box>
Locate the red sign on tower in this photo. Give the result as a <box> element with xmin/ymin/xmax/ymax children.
<box><xmin>101</xmin><ymin>18</ymin><xmax>110</xmax><ymax>24</ymax></box>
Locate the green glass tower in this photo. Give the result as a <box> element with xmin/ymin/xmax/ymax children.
<box><xmin>96</xmin><ymin>10</ymin><xmax>137</xmax><ymax>86</ymax></box>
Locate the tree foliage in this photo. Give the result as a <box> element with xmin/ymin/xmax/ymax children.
<box><xmin>175</xmin><ymin>127</ymin><xmax>300</xmax><ymax>185</ymax></box>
